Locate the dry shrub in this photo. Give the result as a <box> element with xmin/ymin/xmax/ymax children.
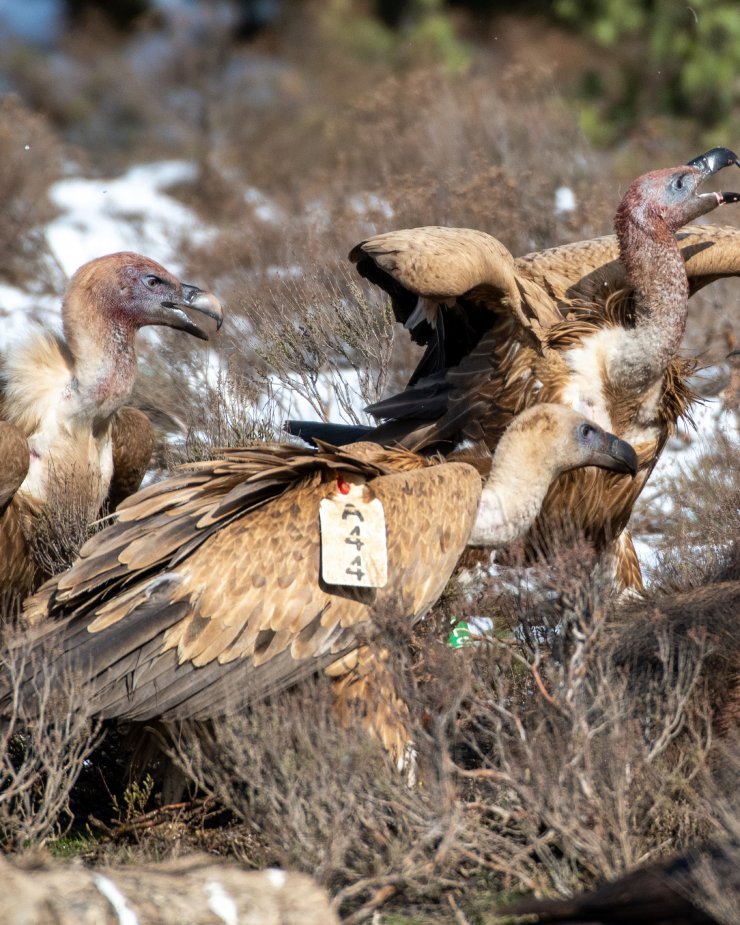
<box><xmin>0</xmin><ymin>625</ymin><xmax>102</xmax><ymax>848</ymax></box>
<box><xmin>180</xmin><ymin>364</ymin><xmax>282</xmax><ymax>462</ymax></box>
<box><xmin>25</xmin><ymin>466</ymin><xmax>107</xmax><ymax>582</ymax></box>
<box><xmin>0</xmin><ymin>95</ymin><xmax>63</xmax><ymax>290</ymax></box>
<box><xmin>240</xmin><ymin>263</ymin><xmax>398</xmax><ymax>424</ymax></box>
<box><xmin>442</xmin><ymin>536</ymin><xmax>738</xmax><ymax>904</ymax></box>
<box><xmin>170</xmin><ymin>668</ymin><xmax>472</xmax><ymax>923</ymax></box>
<box><xmin>634</xmin><ymin>429</ymin><xmax>740</xmax><ymax>587</ymax></box>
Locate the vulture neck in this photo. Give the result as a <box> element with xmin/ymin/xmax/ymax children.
<box><xmin>467</xmin><ymin>420</ymin><xmax>564</xmax><ymax>548</ymax></box>
<box><xmin>63</xmin><ymin>292</ymin><xmax>139</xmax><ymax>426</ymax></box>
<box><xmin>611</xmin><ymin>207</ymin><xmax>689</xmax><ymax>391</ymax></box>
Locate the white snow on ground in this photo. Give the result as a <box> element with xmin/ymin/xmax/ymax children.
<box><xmin>268</xmin><ymin>367</ymin><xmax>371</xmax><ymax>425</ymax></box>
<box><xmin>554</xmin><ymin>186</ymin><xmax>577</xmax><ymax>214</ymax></box>
<box><xmin>630</xmin><ymin>394</ymin><xmax>739</xmax><ymax>582</ymax></box>
<box><xmin>46</xmin><ymin>160</ymin><xmax>212</xmax><ymax>277</ymax></box>
<box><xmin>0</xmin><ymin>160</ymin><xmax>217</xmax><ymax>354</ymax></box>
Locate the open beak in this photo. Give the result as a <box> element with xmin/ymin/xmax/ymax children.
<box><xmin>687</xmin><ymin>147</ymin><xmax>740</xmax><ymax>207</ymax></box>
<box><xmin>159</xmin><ymin>285</ymin><xmax>224</xmax><ymax>341</ymax></box>
<box><xmin>592</xmin><ymin>434</ymin><xmax>638</xmax><ymax>477</ymax></box>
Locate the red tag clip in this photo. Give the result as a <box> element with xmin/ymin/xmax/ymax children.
<box><xmin>337</xmin><ymin>475</ymin><xmax>351</xmax><ymax>495</ymax></box>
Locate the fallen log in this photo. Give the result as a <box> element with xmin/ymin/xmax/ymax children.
<box><xmin>0</xmin><ymin>853</ymin><xmax>338</xmax><ymax>925</ymax></box>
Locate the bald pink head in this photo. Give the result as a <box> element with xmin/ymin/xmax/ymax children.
<box><xmin>62</xmin><ymin>252</ymin><xmax>223</xmax><ymax>359</ymax></box>
<box><xmin>615</xmin><ymin>146</ymin><xmax>740</xmax><ymax>238</ymax></box>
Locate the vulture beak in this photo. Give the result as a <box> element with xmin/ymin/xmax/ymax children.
<box><xmin>592</xmin><ymin>434</ymin><xmax>639</xmax><ymax>477</ymax></box>
<box><xmin>686</xmin><ymin>146</ymin><xmax>740</xmax><ymax>177</ymax></box>
<box><xmin>159</xmin><ymin>285</ymin><xmax>224</xmax><ymax>341</ymax></box>
<box><xmin>686</xmin><ymin>147</ymin><xmax>740</xmax><ymax>206</ymax></box>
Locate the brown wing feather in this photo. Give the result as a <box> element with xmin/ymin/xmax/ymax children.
<box><xmin>352</xmin><ymin>227</ymin><xmax>563</xmax><ymax>387</ymax></box>
<box><xmin>351</xmin><ymin>226</ymin><xmax>521</xmax><ymax>309</ymax></box>
<box><xmin>361</xmin><ymin>224</ymin><xmax>739</xmax><ymax>588</ymax></box>
<box><xmin>21</xmin><ymin>446</ymin><xmax>481</xmax><ymax>723</ymax></box>
<box><xmin>516</xmin><ymin>224</ymin><xmax>740</xmax><ymax>302</ymax></box>
<box><xmin>106</xmin><ymin>407</ymin><xmax>155</xmax><ymax>511</ymax></box>
<box><xmin>0</xmin><ymin>422</ymin><xmax>36</xmax><ymax>602</ymax></box>
<box><xmin>0</xmin><ymin>422</ymin><xmax>29</xmax><ymax>514</ymax></box>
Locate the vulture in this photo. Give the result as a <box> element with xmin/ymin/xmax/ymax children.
<box><xmin>289</xmin><ymin>148</ymin><xmax>740</xmax><ymax>589</ymax></box>
<box><xmin>10</xmin><ymin>404</ymin><xmax>636</xmax><ymax>761</ymax></box>
<box><xmin>501</xmin><ymin>841</ymin><xmax>739</xmax><ymax>925</ymax></box>
<box><xmin>0</xmin><ymin>253</ymin><xmax>223</xmax><ymax>604</ymax></box>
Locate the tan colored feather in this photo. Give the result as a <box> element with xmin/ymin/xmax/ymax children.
<box><xmin>350</xmin><ymin>217</ymin><xmax>740</xmax><ymax>588</ymax></box>
<box><xmin>21</xmin><ymin>444</ymin><xmax>481</xmax><ymax>725</ymax></box>
<box><xmin>14</xmin><ymin>404</ymin><xmax>638</xmax><ymax>759</ymax></box>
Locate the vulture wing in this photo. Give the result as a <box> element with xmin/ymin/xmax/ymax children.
<box><xmin>0</xmin><ymin>421</ymin><xmax>29</xmax><ymax>514</ymax></box>
<box><xmin>21</xmin><ymin>445</ymin><xmax>481</xmax><ymax>723</ymax></box>
<box><xmin>107</xmin><ymin>407</ymin><xmax>156</xmax><ymax>511</ymax></box>
<box><xmin>351</xmin><ymin>226</ymin><xmax>560</xmax><ymax>387</ymax></box>
<box><xmin>516</xmin><ymin>223</ymin><xmax>740</xmax><ymax>303</ymax></box>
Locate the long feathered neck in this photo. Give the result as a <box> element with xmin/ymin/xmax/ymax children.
<box><xmin>63</xmin><ymin>286</ymin><xmax>139</xmax><ymax>426</ymax></box>
<box><xmin>467</xmin><ymin>417</ymin><xmax>565</xmax><ymax>547</ymax></box>
<box><xmin>611</xmin><ymin>196</ymin><xmax>689</xmax><ymax>389</ymax></box>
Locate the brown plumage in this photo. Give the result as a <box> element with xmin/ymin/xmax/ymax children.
<box><xmin>610</xmin><ymin>542</ymin><xmax>740</xmax><ymax>740</ymax></box>
<box><xmin>502</xmin><ymin>842</ymin><xmax>738</xmax><ymax>925</ymax></box>
<box><xmin>290</xmin><ymin>149</ymin><xmax>740</xmax><ymax>590</ymax></box>
<box><xmin>11</xmin><ymin>405</ymin><xmax>636</xmax><ymax>759</ymax></box>
<box><xmin>0</xmin><ymin>252</ymin><xmax>223</xmax><ymax>604</ymax></box>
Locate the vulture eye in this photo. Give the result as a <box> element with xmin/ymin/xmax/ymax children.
<box><xmin>145</xmin><ymin>275</ymin><xmax>163</xmax><ymax>288</ymax></box>
<box><xmin>578</xmin><ymin>422</ymin><xmax>596</xmax><ymax>441</ymax></box>
<box><xmin>672</xmin><ymin>174</ymin><xmax>686</xmax><ymax>191</ymax></box>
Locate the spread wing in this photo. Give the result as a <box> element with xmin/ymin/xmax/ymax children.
<box><xmin>515</xmin><ymin>223</ymin><xmax>740</xmax><ymax>302</ymax></box>
<box><xmin>360</xmin><ymin>225</ymin><xmax>739</xmax><ymax>449</ymax></box>
<box><xmin>20</xmin><ymin>444</ymin><xmax>481</xmax><ymax>722</ymax></box>
<box><xmin>107</xmin><ymin>406</ymin><xmax>156</xmax><ymax>511</ymax></box>
<box><xmin>351</xmin><ymin>226</ymin><xmax>560</xmax><ymax>387</ymax></box>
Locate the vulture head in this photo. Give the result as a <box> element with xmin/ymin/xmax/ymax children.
<box><xmin>494</xmin><ymin>404</ymin><xmax>637</xmax><ymax>479</ymax></box>
<box><xmin>63</xmin><ymin>252</ymin><xmax>223</xmax><ymax>359</ymax></box>
<box><xmin>471</xmin><ymin>405</ymin><xmax>636</xmax><ymax>547</ymax></box>
<box><xmin>56</xmin><ymin>253</ymin><xmax>223</xmax><ymax>423</ymax></box>
<box><xmin>616</xmin><ymin>146</ymin><xmax>740</xmax><ymax>235</ymax></box>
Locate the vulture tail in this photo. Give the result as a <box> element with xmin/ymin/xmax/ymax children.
<box><xmin>284</xmin><ymin>421</ymin><xmax>372</xmax><ymax>447</ymax></box>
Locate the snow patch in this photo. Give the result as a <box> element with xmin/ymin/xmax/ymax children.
<box><xmin>205</xmin><ymin>879</ymin><xmax>239</xmax><ymax>925</ymax></box>
<box><xmin>47</xmin><ymin>160</ymin><xmax>212</xmax><ymax>276</ymax></box>
<box><xmin>93</xmin><ymin>875</ymin><xmax>139</xmax><ymax>925</ymax></box>
<box><xmin>266</xmin><ymin>868</ymin><xmax>287</xmax><ymax>888</ymax></box>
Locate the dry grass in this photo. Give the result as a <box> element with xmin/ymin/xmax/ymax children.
<box><xmin>0</xmin><ymin>624</ymin><xmax>102</xmax><ymax>848</ymax></box>
<box><xmin>0</xmin><ymin>96</ymin><xmax>64</xmax><ymax>291</ymax></box>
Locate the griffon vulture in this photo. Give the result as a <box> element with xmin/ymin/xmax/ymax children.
<box><xmin>0</xmin><ymin>252</ymin><xmax>223</xmax><ymax>603</ymax></box>
<box><xmin>289</xmin><ymin>148</ymin><xmax>740</xmax><ymax>590</ymax></box>
<box><xmin>11</xmin><ymin>404</ymin><xmax>636</xmax><ymax>761</ymax></box>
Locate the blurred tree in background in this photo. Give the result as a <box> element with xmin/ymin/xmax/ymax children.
<box><xmin>552</xmin><ymin>0</ymin><xmax>740</xmax><ymax>139</ymax></box>
<box><xmin>313</xmin><ymin>0</ymin><xmax>739</xmax><ymax>139</ymax></box>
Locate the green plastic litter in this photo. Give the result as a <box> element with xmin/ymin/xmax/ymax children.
<box><xmin>448</xmin><ymin>621</ymin><xmax>472</xmax><ymax>648</ymax></box>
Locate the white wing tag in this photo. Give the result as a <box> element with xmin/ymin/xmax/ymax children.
<box><xmin>319</xmin><ymin>486</ymin><xmax>388</xmax><ymax>588</ymax></box>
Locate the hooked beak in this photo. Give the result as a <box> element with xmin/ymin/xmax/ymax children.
<box><xmin>687</xmin><ymin>147</ymin><xmax>740</xmax><ymax>208</ymax></box>
<box><xmin>159</xmin><ymin>284</ymin><xmax>224</xmax><ymax>340</ymax></box>
<box><xmin>592</xmin><ymin>434</ymin><xmax>638</xmax><ymax>477</ymax></box>
<box><xmin>686</xmin><ymin>146</ymin><xmax>740</xmax><ymax>178</ymax></box>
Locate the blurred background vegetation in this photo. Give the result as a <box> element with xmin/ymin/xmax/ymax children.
<box><xmin>1</xmin><ymin>0</ymin><xmax>738</xmax><ymax>157</ymax></box>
